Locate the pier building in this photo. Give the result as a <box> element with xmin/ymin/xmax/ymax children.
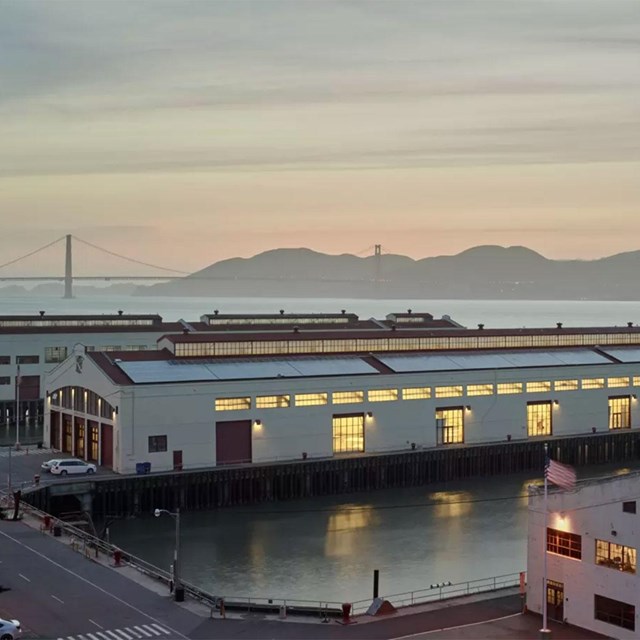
<box><xmin>528</xmin><ymin>473</ymin><xmax>639</xmax><ymax>638</ymax></box>
<box><xmin>41</xmin><ymin>315</ymin><xmax>640</xmax><ymax>474</ymax></box>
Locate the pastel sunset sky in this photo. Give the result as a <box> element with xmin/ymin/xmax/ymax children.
<box><xmin>1</xmin><ymin>0</ymin><xmax>639</xmax><ymax>276</ymax></box>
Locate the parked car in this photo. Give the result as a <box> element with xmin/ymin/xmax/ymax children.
<box><xmin>0</xmin><ymin>617</ymin><xmax>21</xmax><ymax>640</ymax></box>
<box><xmin>50</xmin><ymin>459</ymin><xmax>97</xmax><ymax>476</ymax></box>
<box><xmin>41</xmin><ymin>459</ymin><xmax>62</xmax><ymax>472</ymax></box>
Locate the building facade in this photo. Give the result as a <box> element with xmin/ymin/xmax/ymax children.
<box><xmin>527</xmin><ymin>474</ymin><xmax>639</xmax><ymax>638</ymax></box>
<box><xmin>42</xmin><ymin>320</ymin><xmax>640</xmax><ymax>475</ymax></box>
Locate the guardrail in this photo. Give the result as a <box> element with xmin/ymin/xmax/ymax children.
<box><xmin>350</xmin><ymin>572</ymin><xmax>522</xmax><ymax>615</ymax></box>
<box><xmin>8</xmin><ymin>498</ymin><xmax>522</xmax><ymax>619</ymax></box>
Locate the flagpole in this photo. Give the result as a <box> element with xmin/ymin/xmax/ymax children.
<box><xmin>541</xmin><ymin>442</ymin><xmax>551</xmax><ymax>637</ymax></box>
<box><xmin>15</xmin><ymin>364</ymin><xmax>20</xmax><ymax>449</ymax></box>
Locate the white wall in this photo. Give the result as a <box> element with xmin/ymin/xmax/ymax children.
<box><xmin>528</xmin><ymin>476</ymin><xmax>640</xmax><ymax>638</ymax></box>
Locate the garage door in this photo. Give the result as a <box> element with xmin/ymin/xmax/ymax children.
<box><xmin>216</xmin><ymin>420</ymin><xmax>252</xmax><ymax>465</ymax></box>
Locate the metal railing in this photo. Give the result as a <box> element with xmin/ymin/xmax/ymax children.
<box><xmin>350</xmin><ymin>572</ymin><xmax>522</xmax><ymax>614</ymax></box>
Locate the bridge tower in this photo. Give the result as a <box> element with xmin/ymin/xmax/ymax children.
<box><xmin>374</xmin><ymin>244</ymin><xmax>382</xmax><ymax>296</ymax></box>
<box><xmin>64</xmin><ymin>234</ymin><xmax>73</xmax><ymax>299</ymax></box>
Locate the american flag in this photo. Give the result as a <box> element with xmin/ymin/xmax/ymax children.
<box><xmin>545</xmin><ymin>457</ymin><xmax>576</xmax><ymax>491</ymax></box>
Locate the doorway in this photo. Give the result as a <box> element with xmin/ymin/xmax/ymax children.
<box><xmin>546</xmin><ymin>580</ymin><xmax>564</xmax><ymax>622</ymax></box>
<box><xmin>173</xmin><ymin>450</ymin><xmax>183</xmax><ymax>471</ymax></box>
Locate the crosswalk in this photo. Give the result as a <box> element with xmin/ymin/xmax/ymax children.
<box><xmin>57</xmin><ymin>622</ymin><xmax>173</xmax><ymax>640</ymax></box>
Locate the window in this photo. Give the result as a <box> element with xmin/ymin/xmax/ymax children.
<box><xmin>467</xmin><ymin>383</ymin><xmax>494</xmax><ymax>396</ymax></box>
<box><xmin>608</xmin><ymin>376</ymin><xmax>630</xmax><ymax>388</ymax></box>
<box><xmin>368</xmin><ymin>389</ymin><xmax>398</xmax><ymax>402</ymax></box>
<box><xmin>609</xmin><ymin>396</ymin><xmax>631</xmax><ymax>430</ymax></box>
<box><xmin>0</xmin><ymin>356</ymin><xmax>9</xmax><ymax>365</ymax></box>
<box><xmin>634</xmin><ymin>376</ymin><xmax>640</xmax><ymax>386</ymax></box>
<box><xmin>435</xmin><ymin>386</ymin><xmax>463</xmax><ymax>398</ymax></box>
<box><xmin>526</xmin><ymin>381</ymin><xmax>551</xmax><ymax>393</ymax></box>
<box><xmin>527</xmin><ymin>401</ymin><xmax>552</xmax><ymax>437</ymax></box>
<box><xmin>332</xmin><ymin>391</ymin><xmax>364</xmax><ymax>404</ymax></box>
<box><xmin>256</xmin><ymin>395</ymin><xmax>290</xmax><ymax>409</ymax></box>
<box><xmin>594</xmin><ymin>595</ymin><xmax>635</xmax><ymax>631</ymax></box>
<box><xmin>582</xmin><ymin>378</ymin><xmax>605</xmax><ymax>389</ymax></box>
<box><xmin>623</xmin><ymin>501</ymin><xmax>637</xmax><ymax>514</ymax></box>
<box><xmin>547</xmin><ymin>527</ymin><xmax>581</xmax><ymax>559</ymax></box>
<box><xmin>295</xmin><ymin>392</ymin><xmax>328</xmax><ymax>406</ymax></box>
<box><xmin>45</xmin><ymin>346</ymin><xmax>68</xmax><ymax>363</ymax></box>
<box><xmin>596</xmin><ymin>539</ymin><xmax>636</xmax><ymax>574</ymax></box>
<box><xmin>436</xmin><ymin>407</ymin><xmax>464</xmax><ymax>445</ymax></box>
<box><xmin>332</xmin><ymin>414</ymin><xmax>364</xmax><ymax>454</ymax></box>
<box><xmin>148</xmin><ymin>435</ymin><xmax>167</xmax><ymax>453</ymax></box>
<box><xmin>497</xmin><ymin>383</ymin><xmax>523</xmax><ymax>395</ymax></box>
<box><xmin>0</xmin><ymin>377</ymin><xmax>9</xmax><ymax>385</ymax></box>
<box><xmin>554</xmin><ymin>379</ymin><xmax>578</xmax><ymax>391</ymax></box>
<box><xmin>402</xmin><ymin>387</ymin><xmax>431</xmax><ymax>400</ymax></box>
<box><xmin>215</xmin><ymin>397</ymin><xmax>251</xmax><ymax>411</ymax></box>
<box><xmin>16</xmin><ymin>355</ymin><xmax>39</xmax><ymax>364</ymax></box>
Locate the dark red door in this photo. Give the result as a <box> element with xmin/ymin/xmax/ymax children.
<box><xmin>101</xmin><ymin>424</ymin><xmax>113</xmax><ymax>468</ymax></box>
<box><xmin>173</xmin><ymin>450</ymin><xmax>183</xmax><ymax>471</ymax></box>
<box><xmin>62</xmin><ymin>416</ymin><xmax>73</xmax><ymax>453</ymax></box>
<box><xmin>50</xmin><ymin>411</ymin><xmax>60</xmax><ymax>450</ymax></box>
<box><xmin>74</xmin><ymin>419</ymin><xmax>85</xmax><ymax>459</ymax></box>
<box><xmin>216</xmin><ymin>420</ymin><xmax>252</xmax><ymax>465</ymax></box>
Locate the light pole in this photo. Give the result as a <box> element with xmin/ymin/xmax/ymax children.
<box><xmin>154</xmin><ymin>507</ymin><xmax>183</xmax><ymax>601</ymax></box>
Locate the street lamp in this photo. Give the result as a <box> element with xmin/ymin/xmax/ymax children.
<box><xmin>154</xmin><ymin>507</ymin><xmax>183</xmax><ymax>601</ymax></box>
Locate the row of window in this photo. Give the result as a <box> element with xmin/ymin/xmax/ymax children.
<box><xmin>214</xmin><ymin>378</ymin><xmax>640</xmax><ymax>412</ymax></box>
<box><xmin>50</xmin><ymin>386</ymin><xmax>115</xmax><ymax>420</ymax></box>
<box><xmin>547</xmin><ymin>527</ymin><xmax>637</xmax><ymax>574</ymax></box>
<box><xmin>174</xmin><ymin>332</ymin><xmax>640</xmax><ymax>358</ymax></box>
<box><xmin>0</xmin><ymin>318</ymin><xmax>156</xmax><ymax>327</ymax></box>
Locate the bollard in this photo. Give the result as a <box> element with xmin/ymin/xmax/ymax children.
<box><xmin>113</xmin><ymin>548</ymin><xmax>122</xmax><ymax>567</ymax></box>
<box><xmin>341</xmin><ymin>602</ymin><xmax>352</xmax><ymax>624</ymax></box>
<box><xmin>34</xmin><ymin>474</ymin><xmax>40</xmax><ymax>486</ymax></box>
<box><xmin>279</xmin><ymin>604</ymin><xmax>287</xmax><ymax>619</ymax></box>
<box><xmin>219</xmin><ymin>598</ymin><xmax>226</xmax><ymax>619</ymax></box>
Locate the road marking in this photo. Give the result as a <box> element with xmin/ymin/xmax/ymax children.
<box><xmin>144</xmin><ymin>626</ymin><xmax>162</xmax><ymax>637</ymax></box>
<box><xmin>89</xmin><ymin>620</ymin><xmax>104</xmax><ymax>630</ymax></box>
<box><xmin>86</xmin><ymin>634</ymin><xmax>101</xmax><ymax>640</ymax></box>
<box><xmin>51</xmin><ymin>594</ymin><xmax>65</xmax><ymax>603</ymax></box>
<box><xmin>133</xmin><ymin>627</ymin><xmax>153</xmax><ymax>637</ymax></box>
<box><xmin>104</xmin><ymin>631</ymin><xmax>125</xmax><ymax>640</ymax></box>
<box><xmin>149</xmin><ymin>624</ymin><xmax>170</xmax><ymax>635</ymax></box>
<box><xmin>19</xmin><ymin>572</ymin><xmax>31</xmax><ymax>582</ymax></box>
<box><xmin>111</xmin><ymin>630</ymin><xmax>133</xmax><ymax>640</ymax></box>
<box><xmin>0</xmin><ymin>529</ymin><xmax>188</xmax><ymax>639</ymax></box>
<box><xmin>391</xmin><ymin>612</ymin><xmax>523</xmax><ymax>639</ymax></box>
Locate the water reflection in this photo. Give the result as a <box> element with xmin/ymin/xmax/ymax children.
<box><xmin>109</xmin><ymin>464</ymin><xmax>639</xmax><ymax>602</ymax></box>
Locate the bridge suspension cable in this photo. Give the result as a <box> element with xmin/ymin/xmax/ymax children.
<box><xmin>72</xmin><ymin>235</ymin><xmax>190</xmax><ymax>275</ymax></box>
<box><xmin>0</xmin><ymin>235</ymin><xmax>66</xmax><ymax>271</ymax></box>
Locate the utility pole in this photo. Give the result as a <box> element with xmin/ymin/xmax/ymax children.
<box><xmin>64</xmin><ymin>234</ymin><xmax>73</xmax><ymax>299</ymax></box>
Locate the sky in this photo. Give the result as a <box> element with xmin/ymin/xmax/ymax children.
<box><xmin>1</xmin><ymin>0</ymin><xmax>639</xmax><ymax>276</ymax></box>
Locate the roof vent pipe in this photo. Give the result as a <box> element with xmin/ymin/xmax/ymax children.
<box><xmin>557</xmin><ymin>322</ymin><xmax>563</xmax><ymax>329</ymax></box>
<box><xmin>407</xmin><ymin>309</ymin><xmax>412</xmax><ymax>314</ymax></box>
<box><xmin>628</xmin><ymin>322</ymin><xmax>634</xmax><ymax>327</ymax></box>
<box><xmin>293</xmin><ymin>326</ymin><xmax>299</xmax><ymax>333</ymax></box>
<box><xmin>280</xmin><ymin>309</ymin><xmax>285</xmax><ymax>315</ymax></box>
<box><xmin>39</xmin><ymin>310</ymin><xmax>45</xmax><ymax>317</ymax></box>
<box><xmin>478</xmin><ymin>323</ymin><xmax>484</xmax><ymax>330</ymax></box>
<box><xmin>341</xmin><ymin>309</ymin><xmax>346</xmax><ymax>314</ymax></box>
<box><xmin>118</xmin><ymin>310</ymin><xmax>123</xmax><ymax>316</ymax></box>
<box><xmin>214</xmin><ymin>309</ymin><xmax>219</xmax><ymax>315</ymax></box>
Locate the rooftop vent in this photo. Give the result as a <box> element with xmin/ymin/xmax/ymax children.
<box><xmin>628</xmin><ymin>322</ymin><xmax>634</xmax><ymax>328</ymax></box>
<box><xmin>280</xmin><ymin>309</ymin><xmax>285</xmax><ymax>315</ymax></box>
<box><xmin>407</xmin><ymin>308</ymin><xmax>412</xmax><ymax>314</ymax></box>
<box><xmin>39</xmin><ymin>310</ymin><xmax>45</xmax><ymax>317</ymax></box>
<box><xmin>214</xmin><ymin>309</ymin><xmax>219</xmax><ymax>315</ymax></box>
<box><xmin>478</xmin><ymin>323</ymin><xmax>484</xmax><ymax>330</ymax></box>
<box><xmin>341</xmin><ymin>309</ymin><xmax>346</xmax><ymax>315</ymax></box>
<box><xmin>118</xmin><ymin>310</ymin><xmax>123</xmax><ymax>316</ymax></box>
<box><xmin>557</xmin><ymin>322</ymin><xmax>563</xmax><ymax>329</ymax></box>
<box><xmin>293</xmin><ymin>326</ymin><xmax>300</xmax><ymax>333</ymax></box>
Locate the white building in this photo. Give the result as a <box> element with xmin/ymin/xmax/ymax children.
<box><xmin>42</xmin><ymin>321</ymin><xmax>640</xmax><ymax>474</ymax></box>
<box><xmin>527</xmin><ymin>473</ymin><xmax>639</xmax><ymax>637</ymax></box>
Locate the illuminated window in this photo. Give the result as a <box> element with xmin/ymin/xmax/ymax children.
<box><xmin>256</xmin><ymin>395</ymin><xmax>290</xmax><ymax>409</ymax></box>
<box><xmin>596</xmin><ymin>539</ymin><xmax>636</xmax><ymax>574</ymax></box>
<box><xmin>295</xmin><ymin>393</ymin><xmax>328</xmax><ymax>407</ymax></box>
<box><xmin>435</xmin><ymin>386</ymin><xmax>463</xmax><ymax>398</ymax></box>
<box><xmin>435</xmin><ymin>407</ymin><xmax>464</xmax><ymax>445</ymax></box>
<box><xmin>609</xmin><ymin>377</ymin><xmax>630</xmax><ymax>388</ymax></box>
<box><xmin>594</xmin><ymin>595</ymin><xmax>635</xmax><ymax>631</ymax></box>
<box><xmin>368</xmin><ymin>389</ymin><xmax>398</xmax><ymax>402</ymax></box>
<box><xmin>554</xmin><ymin>379</ymin><xmax>579</xmax><ymax>391</ymax></box>
<box><xmin>215</xmin><ymin>397</ymin><xmax>251</xmax><ymax>411</ymax></box>
<box><xmin>547</xmin><ymin>527</ymin><xmax>581</xmax><ymax>559</ymax></box>
<box><xmin>332</xmin><ymin>414</ymin><xmax>364</xmax><ymax>454</ymax></box>
<box><xmin>608</xmin><ymin>396</ymin><xmax>631</xmax><ymax>429</ymax></box>
<box><xmin>527</xmin><ymin>401</ymin><xmax>552</xmax><ymax>436</ymax></box>
<box><xmin>467</xmin><ymin>383</ymin><xmax>494</xmax><ymax>396</ymax></box>
<box><xmin>526</xmin><ymin>381</ymin><xmax>551</xmax><ymax>393</ymax></box>
<box><xmin>582</xmin><ymin>378</ymin><xmax>605</xmax><ymax>389</ymax></box>
<box><xmin>634</xmin><ymin>376</ymin><xmax>640</xmax><ymax>386</ymax></box>
<box><xmin>402</xmin><ymin>387</ymin><xmax>431</xmax><ymax>400</ymax></box>
<box><xmin>497</xmin><ymin>383</ymin><xmax>523</xmax><ymax>395</ymax></box>
<box><xmin>332</xmin><ymin>391</ymin><xmax>364</xmax><ymax>404</ymax></box>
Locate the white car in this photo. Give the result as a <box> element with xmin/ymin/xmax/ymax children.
<box><xmin>41</xmin><ymin>459</ymin><xmax>62</xmax><ymax>472</ymax></box>
<box><xmin>0</xmin><ymin>617</ymin><xmax>21</xmax><ymax>640</ymax></box>
<box><xmin>50</xmin><ymin>459</ymin><xmax>97</xmax><ymax>476</ymax></box>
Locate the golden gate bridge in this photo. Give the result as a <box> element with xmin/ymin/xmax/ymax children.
<box><xmin>0</xmin><ymin>235</ymin><xmax>384</xmax><ymax>298</ymax></box>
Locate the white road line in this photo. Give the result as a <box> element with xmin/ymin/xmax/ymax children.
<box><xmin>96</xmin><ymin>633</ymin><xmax>111</xmax><ymax>640</ymax></box>
<box><xmin>133</xmin><ymin>626</ymin><xmax>153</xmax><ymax>638</ymax></box>
<box><xmin>86</xmin><ymin>633</ymin><xmax>101</xmax><ymax>640</ymax></box>
<box><xmin>149</xmin><ymin>624</ymin><xmax>170</xmax><ymax>635</ymax></box>
<box><xmin>104</xmin><ymin>631</ymin><xmax>124</xmax><ymax>640</ymax></box>
<box><xmin>0</xmin><ymin>529</ymin><xmax>188</xmax><ymax>639</ymax></box>
<box><xmin>142</xmin><ymin>627</ymin><xmax>162</xmax><ymax>637</ymax></box>
<box><xmin>391</xmin><ymin>612</ymin><xmax>523</xmax><ymax>639</ymax></box>
<box><xmin>51</xmin><ymin>594</ymin><xmax>65</xmax><ymax>604</ymax></box>
<box><xmin>124</xmin><ymin>628</ymin><xmax>144</xmax><ymax>639</ymax></box>
<box><xmin>111</xmin><ymin>630</ymin><xmax>133</xmax><ymax>640</ymax></box>
<box><xmin>89</xmin><ymin>619</ymin><xmax>104</xmax><ymax>630</ymax></box>
<box><xmin>18</xmin><ymin>573</ymin><xmax>31</xmax><ymax>582</ymax></box>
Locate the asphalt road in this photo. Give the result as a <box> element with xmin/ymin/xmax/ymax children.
<box><xmin>0</xmin><ymin>519</ymin><xmax>202</xmax><ymax>639</ymax></box>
